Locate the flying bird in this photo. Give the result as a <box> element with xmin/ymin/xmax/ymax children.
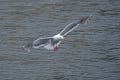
<box><xmin>23</xmin><ymin>16</ymin><xmax>90</xmax><ymax>52</ymax></box>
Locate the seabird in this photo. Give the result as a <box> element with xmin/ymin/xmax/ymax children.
<box><xmin>23</xmin><ymin>16</ymin><xmax>90</xmax><ymax>52</ymax></box>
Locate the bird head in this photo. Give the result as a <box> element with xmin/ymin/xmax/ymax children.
<box><xmin>53</xmin><ymin>34</ymin><xmax>64</xmax><ymax>40</ymax></box>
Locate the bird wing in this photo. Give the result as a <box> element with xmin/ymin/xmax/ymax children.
<box><xmin>56</xmin><ymin>41</ymin><xmax>61</xmax><ymax>46</ymax></box>
<box><xmin>59</xmin><ymin>16</ymin><xmax>89</xmax><ymax>36</ymax></box>
<box><xmin>32</xmin><ymin>37</ymin><xmax>53</xmax><ymax>49</ymax></box>
<box><xmin>32</xmin><ymin>37</ymin><xmax>61</xmax><ymax>49</ymax></box>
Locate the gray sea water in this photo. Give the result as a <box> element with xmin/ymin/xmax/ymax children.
<box><xmin>0</xmin><ymin>0</ymin><xmax>120</xmax><ymax>80</ymax></box>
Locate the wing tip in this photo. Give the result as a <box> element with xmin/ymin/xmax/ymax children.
<box><xmin>22</xmin><ymin>43</ymin><xmax>32</xmax><ymax>52</ymax></box>
<box><xmin>79</xmin><ymin>15</ymin><xmax>93</xmax><ymax>24</ymax></box>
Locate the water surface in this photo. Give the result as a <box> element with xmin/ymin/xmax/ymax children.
<box><xmin>0</xmin><ymin>0</ymin><xmax>120</xmax><ymax>80</ymax></box>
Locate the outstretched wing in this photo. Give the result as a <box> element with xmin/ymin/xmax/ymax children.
<box><xmin>33</xmin><ymin>37</ymin><xmax>61</xmax><ymax>49</ymax></box>
<box><xmin>23</xmin><ymin>37</ymin><xmax>62</xmax><ymax>51</ymax></box>
<box><xmin>32</xmin><ymin>37</ymin><xmax>53</xmax><ymax>49</ymax></box>
<box><xmin>59</xmin><ymin>16</ymin><xmax>89</xmax><ymax>36</ymax></box>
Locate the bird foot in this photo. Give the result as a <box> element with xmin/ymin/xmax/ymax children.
<box><xmin>54</xmin><ymin>46</ymin><xmax>58</xmax><ymax>51</ymax></box>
